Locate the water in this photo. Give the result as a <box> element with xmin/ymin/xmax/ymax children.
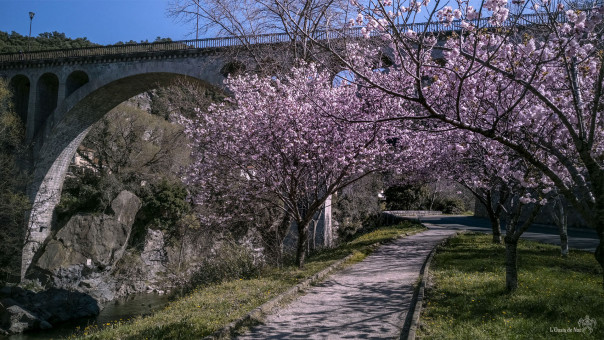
<box><xmin>6</xmin><ymin>293</ymin><xmax>171</xmax><ymax>340</ymax></box>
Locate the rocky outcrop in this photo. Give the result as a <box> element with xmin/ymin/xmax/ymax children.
<box><xmin>27</xmin><ymin>191</ymin><xmax>141</xmax><ymax>302</ymax></box>
<box><xmin>140</xmin><ymin>228</ymin><xmax>168</xmax><ymax>281</ymax></box>
<box><xmin>108</xmin><ymin>228</ymin><xmax>170</xmax><ymax>296</ymax></box>
<box><xmin>0</xmin><ymin>286</ymin><xmax>98</xmax><ymax>335</ymax></box>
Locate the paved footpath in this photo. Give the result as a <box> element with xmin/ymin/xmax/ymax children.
<box><xmin>236</xmin><ymin>227</ymin><xmax>456</xmax><ymax>340</ymax></box>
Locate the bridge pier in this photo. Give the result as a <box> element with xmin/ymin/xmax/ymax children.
<box><xmin>57</xmin><ymin>78</ymin><xmax>66</xmax><ymax>106</ymax></box>
<box><xmin>25</xmin><ymin>77</ymin><xmax>37</xmax><ymax>141</ymax></box>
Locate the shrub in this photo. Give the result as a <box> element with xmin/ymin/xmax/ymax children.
<box><xmin>55</xmin><ymin>172</ymin><xmax>123</xmax><ymax>223</ymax></box>
<box><xmin>131</xmin><ymin>179</ymin><xmax>191</xmax><ymax>242</ymax></box>
<box><xmin>436</xmin><ymin>197</ymin><xmax>466</xmax><ymax>214</ymax></box>
<box><xmin>383</xmin><ymin>184</ymin><xmax>429</xmax><ymax>210</ymax></box>
<box><xmin>189</xmin><ymin>240</ymin><xmax>260</xmax><ymax>287</ymax></box>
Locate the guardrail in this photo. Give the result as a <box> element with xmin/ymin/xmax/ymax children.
<box><xmin>0</xmin><ymin>11</ymin><xmax>571</xmax><ymax>63</ymax></box>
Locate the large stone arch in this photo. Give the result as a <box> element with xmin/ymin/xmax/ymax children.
<box><xmin>22</xmin><ymin>70</ymin><xmax>222</xmax><ymax>278</ymax></box>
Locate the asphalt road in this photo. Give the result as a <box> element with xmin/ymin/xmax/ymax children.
<box><xmin>419</xmin><ymin>215</ymin><xmax>599</xmax><ymax>251</ymax></box>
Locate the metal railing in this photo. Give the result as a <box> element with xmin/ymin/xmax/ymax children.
<box><xmin>0</xmin><ymin>11</ymin><xmax>570</xmax><ymax>63</ymax></box>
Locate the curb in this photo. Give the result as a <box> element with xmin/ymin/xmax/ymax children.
<box><xmin>203</xmin><ymin>253</ymin><xmax>355</xmax><ymax>340</ymax></box>
<box><xmin>403</xmin><ymin>228</ymin><xmax>463</xmax><ymax>340</ymax></box>
<box><xmin>204</xmin><ymin>227</ymin><xmax>422</xmax><ymax>339</ymax></box>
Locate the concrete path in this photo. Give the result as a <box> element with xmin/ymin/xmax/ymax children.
<box><xmin>236</xmin><ymin>228</ymin><xmax>456</xmax><ymax>340</ymax></box>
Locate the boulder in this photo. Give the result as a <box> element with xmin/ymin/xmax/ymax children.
<box><xmin>111</xmin><ymin>190</ymin><xmax>141</xmax><ymax>227</ymax></box>
<box><xmin>0</xmin><ymin>287</ymin><xmax>99</xmax><ymax>335</ymax></box>
<box><xmin>28</xmin><ymin>191</ymin><xmax>141</xmax><ymax>300</ymax></box>
<box><xmin>0</xmin><ymin>299</ymin><xmax>11</xmax><ymax>330</ymax></box>
<box><xmin>4</xmin><ymin>304</ymin><xmax>41</xmax><ymax>334</ymax></box>
<box><xmin>33</xmin><ymin>288</ymin><xmax>99</xmax><ymax>323</ymax></box>
<box><xmin>37</xmin><ymin>215</ymin><xmax>129</xmax><ymax>271</ymax></box>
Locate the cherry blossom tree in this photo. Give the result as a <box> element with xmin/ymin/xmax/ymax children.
<box><xmin>431</xmin><ymin>132</ymin><xmax>513</xmax><ymax>244</ymax></box>
<box><xmin>395</xmin><ymin>126</ymin><xmax>552</xmax><ymax>290</ymax></box>
<box><xmin>446</xmin><ymin>136</ymin><xmax>554</xmax><ymax>290</ymax></box>
<box><xmin>284</xmin><ymin>0</ymin><xmax>604</xmax><ymax>288</ymax></box>
<box><xmin>182</xmin><ymin>64</ymin><xmax>396</xmax><ymax>268</ymax></box>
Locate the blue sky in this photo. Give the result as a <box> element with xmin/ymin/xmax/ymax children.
<box><xmin>0</xmin><ymin>0</ymin><xmax>194</xmax><ymax>45</ymax></box>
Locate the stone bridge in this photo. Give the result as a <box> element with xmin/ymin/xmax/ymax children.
<box><xmin>0</xmin><ymin>11</ymin><xmax>559</xmax><ymax>278</ymax></box>
<box><xmin>1</xmin><ymin>42</ymin><xmax>244</xmax><ymax>279</ymax></box>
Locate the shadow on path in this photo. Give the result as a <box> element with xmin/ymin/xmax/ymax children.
<box><xmin>236</xmin><ymin>229</ymin><xmax>455</xmax><ymax>340</ymax></box>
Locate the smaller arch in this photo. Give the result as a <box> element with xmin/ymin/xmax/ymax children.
<box><xmin>220</xmin><ymin>61</ymin><xmax>246</xmax><ymax>77</ymax></box>
<box><xmin>9</xmin><ymin>74</ymin><xmax>30</xmax><ymax>123</ymax></box>
<box><xmin>65</xmin><ymin>71</ymin><xmax>89</xmax><ymax>98</ymax></box>
<box><xmin>380</xmin><ymin>54</ymin><xmax>394</xmax><ymax>68</ymax></box>
<box><xmin>35</xmin><ymin>73</ymin><xmax>59</xmax><ymax>134</ymax></box>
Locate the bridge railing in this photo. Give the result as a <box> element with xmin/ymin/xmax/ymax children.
<box><xmin>0</xmin><ymin>11</ymin><xmax>572</xmax><ymax>63</ymax></box>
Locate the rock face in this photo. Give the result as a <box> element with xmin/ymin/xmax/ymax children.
<box><xmin>9</xmin><ymin>188</ymin><xmax>266</xmax><ymax>335</ymax></box>
<box><xmin>140</xmin><ymin>228</ymin><xmax>168</xmax><ymax>281</ymax></box>
<box><xmin>27</xmin><ymin>190</ymin><xmax>141</xmax><ymax>302</ymax></box>
<box><xmin>0</xmin><ymin>286</ymin><xmax>98</xmax><ymax>335</ymax></box>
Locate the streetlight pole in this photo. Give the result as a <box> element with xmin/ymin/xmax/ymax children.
<box><xmin>28</xmin><ymin>12</ymin><xmax>35</xmax><ymax>53</ymax></box>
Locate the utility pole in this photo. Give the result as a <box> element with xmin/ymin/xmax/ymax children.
<box><xmin>28</xmin><ymin>12</ymin><xmax>35</xmax><ymax>53</ymax></box>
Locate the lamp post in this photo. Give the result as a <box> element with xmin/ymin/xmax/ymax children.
<box><xmin>28</xmin><ymin>12</ymin><xmax>35</xmax><ymax>53</ymax></box>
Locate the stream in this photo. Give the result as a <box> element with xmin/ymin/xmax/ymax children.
<box><xmin>7</xmin><ymin>293</ymin><xmax>171</xmax><ymax>339</ymax></box>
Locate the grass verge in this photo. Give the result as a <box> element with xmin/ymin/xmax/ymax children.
<box><xmin>417</xmin><ymin>233</ymin><xmax>604</xmax><ymax>340</ymax></box>
<box><xmin>71</xmin><ymin>221</ymin><xmax>425</xmax><ymax>339</ymax></box>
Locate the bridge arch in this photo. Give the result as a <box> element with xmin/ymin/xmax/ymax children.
<box><xmin>23</xmin><ymin>69</ymin><xmax>224</xmax><ymax>278</ymax></box>
<box><xmin>9</xmin><ymin>74</ymin><xmax>30</xmax><ymax>123</ymax></box>
<box><xmin>65</xmin><ymin>70</ymin><xmax>89</xmax><ymax>98</ymax></box>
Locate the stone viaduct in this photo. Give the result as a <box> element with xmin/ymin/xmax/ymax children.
<box><xmin>0</xmin><ymin>40</ymin><xmax>243</xmax><ymax>278</ymax></box>
<box><xmin>0</xmin><ymin>32</ymin><xmax>354</xmax><ymax>279</ymax></box>
<box><xmin>0</xmin><ymin>12</ymin><xmax>552</xmax><ymax>279</ymax></box>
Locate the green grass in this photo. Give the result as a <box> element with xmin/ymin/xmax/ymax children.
<box><xmin>418</xmin><ymin>233</ymin><xmax>604</xmax><ymax>340</ymax></box>
<box><xmin>70</xmin><ymin>221</ymin><xmax>425</xmax><ymax>339</ymax></box>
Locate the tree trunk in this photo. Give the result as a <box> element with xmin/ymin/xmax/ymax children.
<box><xmin>296</xmin><ymin>221</ymin><xmax>309</xmax><ymax>268</ymax></box>
<box><xmin>596</xmin><ymin>224</ymin><xmax>604</xmax><ymax>289</ymax></box>
<box><xmin>489</xmin><ymin>214</ymin><xmax>502</xmax><ymax>244</ymax></box>
<box><xmin>559</xmin><ymin>224</ymin><xmax>569</xmax><ymax>257</ymax></box>
<box><xmin>485</xmin><ymin>191</ymin><xmax>502</xmax><ymax>243</ymax></box>
<box><xmin>595</xmin><ymin>190</ymin><xmax>604</xmax><ymax>289</ymax></box>
<box><xmin>504</xmin><ymin>236</ymin><xmax>519</xmax><ymax>292</ymax></box>
<box><xmin>552</xmin><ymin>199</ymin><xmax>569</xmax><ymax>257</ymax></box>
